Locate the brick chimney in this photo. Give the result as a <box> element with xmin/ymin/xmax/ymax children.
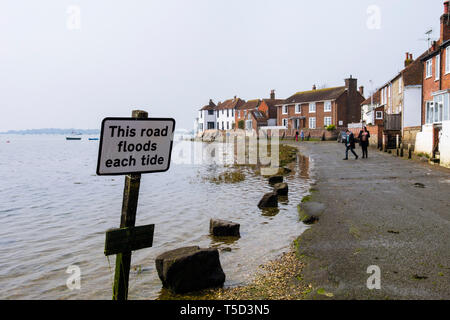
<box><xmin>404</xmin><ymin>52</ymin><xmax>413</xmax><ymax>67</ymax></box>
<box><xmin>345</xmin><ymin>75</ymin><xmax>357</xmax><ymax>95</ymax></box>
<box><xmin>359</xmin><ymin>86</ymin><xmax>364</xmax><ymax>96</ymax></box>
<box><xmin>270</xmin><ymin>89</ymin><xmax>275</xmax><ymax>99</ymax></box>
<box><xmin>312</xmin><ymin>84</ymin><xmax>317</xmax><ymax>90</ymax></box>
<box><xmin>441</xmin><ymin>1</ymin><xmax>450</xmax><ymax>42</ymax></box>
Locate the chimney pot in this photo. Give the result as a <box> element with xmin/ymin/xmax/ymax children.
<box><xmin>270</xmin><ymin>89</ymin><xmax>275</xmax><ymax>99</ymax></box>
<box><xmin>312</xmin><ymin>84</ymin><xmax>317</xmax><ymax>90</ymax></box>
<box><xmin>445</xmin><ymin>1</ymin><xmax>449</xmax><ymax>14</ymax></box>
<box><xmin>359</xmin><ymin>86</ymin><xmax>364</xmax><ymax>96</ymax></box>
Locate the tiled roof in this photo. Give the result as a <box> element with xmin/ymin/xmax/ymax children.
<box><xmin>284</xmin><ymin>86</ymin><xmax>347</xmax><ymax>104</ymax></box>
<box><xmin>250</xmin><ymin>110</ymin><xmax>268</xmax><ymax>123</ymax></box>
<box><xmin>236</xmin><ymin>99</ymin><xmax>261</xmax><ymax>110</ymax></box>
<box><xmin>361</xmin><ymin>90</ymin><xmax>381</xmax><ymax>105</ymax></box>
<box><xmin>216</xmin><ymin>97</ymin><xmax>246</xmax><ymax>110</ymax></box>
<box><xmin>200</xmin><ymin>100</ymin><xmax>216</xmax><ymax>111</ymax></box>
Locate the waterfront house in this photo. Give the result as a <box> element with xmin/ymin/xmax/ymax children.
<box><xmin>415</xmin><ymin>1</ymin><xmax>450</xmax><ymax>167</ymax></box>
<box><xmin>277</xmin><ymin>77</ymin><xmax>364</xmax><ymax>137</ymax></box>
<box><xmin>216</xmin><ymin>96</ymin><xmax>245</xmax><ymax>131</ymax></box>
<box><xmin>235</xmin><ymin>90</ymin><xmax>283</xmax><ymax>131</ymax></box>
<box><xmin>197</xmin><ymin>99</ymin><xmax>217</xmax><ymax>134</ymax></box>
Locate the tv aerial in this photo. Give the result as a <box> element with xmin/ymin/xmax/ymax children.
<box><xmin>418</xmin><ymin>28</ymin><xmax>434</xmax><ymax>49</ymax></box>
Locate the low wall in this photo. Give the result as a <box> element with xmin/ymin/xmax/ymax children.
<box><xmin>440</xmin><ymin>120</ymin><xmax>450</xmax><ymax>168</ymax></box>
<box><xmin>403</xmin><ymin>126</ymin><xmax>421</xmax><ymax>149</ymax></box>
<box><xmin>348</xmin><ymin>124</ymin><xmax>383</xmax><ymax>148</ymax></box>
<box><xmin>279</xmin><ymin>128</ymin><xmax>340</xmax><ymax>140</ymax></box>
<box><xmin>415</xmin><ymin>125</ymin><xmax>433</xmax><ymax>156</ymax></box>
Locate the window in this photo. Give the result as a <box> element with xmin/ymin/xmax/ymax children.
<box><xmin>324</xmin><ymin>101</ymin><xmax>332</xmax><ymax>112</ymax></box>
<box><xmin>309</xmin><ymin>117</ymin><xmax>316</xmax><ymax>129</ymax></box>
<box><xmin>399</xmin><ymin>77</ymin><xmax>402</xmax><ymax>94</ymax></box>
<box><xmin>208</xmin><ymin>110</ymin><xmax>214</xmax><ymax>115</ymax></box>
<box><xmin>426</xmin><ymin>59</ymin><xmax>433</xmax><ymax>78</ymax></box>
<box><xmin>199</xmin><ymin>123</ymin><xmax>203</xmax><ymax>130</ymax></box>
<box><xmin>232</xmin><ymin>109</ymin><xmax>234</xmax><ymax>117</ymax></box>
<box><xmin>446</xmin><ymin>46</ymin><xmax>450</xmax><ymax>74</ymax></box>
<box><xmin>388</xmin><ymin>85</ymin><xmax>391</xmax><ymax>98</ymax></box>
<box><xmin>282</xmin><ymin>105</ymin><xmax>288</xmax><ymax>114</ymax></box>
<box><xmin>200</xmin><ymin>111</ymin><xmax>202</xmax><ymax>118</ymax></box>
<box><xmin>216</xmin><ymin>110</ymin><xmax>219</xmax><ymax>117</ymax></box>
<box><xmin>227</xmin><ymin>122</ymin><xmax>229</xmax><ymax>130</ymax></box>
<box><xmin>282</xmin><ymin>118</ymin><xmax>288</xmax><ymax>128</ymax></box>
<box><xmin>309</xmin><ymin>102</ymin><xmax>316</xmax><ymax>113</ymax></box>
<box><xmin>376</xmin><ymin>111</ymin><xmax>383</xmax><ymax>119</ymax></box>
<box><xmin>324</xmin><ymin>117</ymin><xmax>332</xmax><ymax>126</ymax></box>
<box><xmin>295</xmin><ymin>104</ymin><xmax>301</xmax><ymax>113</ymax></box>
<box><xmin>222</xmin><ymin>121</ymin><xmax>224</xmax><ymax>130</ymax></box>
<box><xmin>227</xmin><ymin>109</ymin><xmax>229</xmax><ymax>117</ymax></box>
<box><xmin>436</xmin><ymin>54</ymin><xmax>440</xmax><ymax>80</ymax></box>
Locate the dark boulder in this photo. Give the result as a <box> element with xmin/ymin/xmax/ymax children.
<box><xmin>268</xmin><ymin>175</ymin><xmax>283</xmax><ymax>185</ymax></box>
<box><xmin>258</xmin><ymin>192</ymin><xmax>278</xmax><ymax>208</ymax></box>
<box><xmin>210</xmin><ymin>219</ymin><xmax>240</xmax><ymax>237</ymax></box>
<box><xmin>155</xmin><ymin>246</ymin><xmax>225</xmax><ymax>293</ymax></box>
<box><xmin>274</xmin><ymin>182</ymin><xmax>288</xmax><ymax>196</ymax></box>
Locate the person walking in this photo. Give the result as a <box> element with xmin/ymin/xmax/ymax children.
<box><xmin>300</xmin><ymin>130</ymin><xmax>305</xmax><ymax>141</ymax></box>
<box><xmin>343</xmin><ymin>129</ymin><xmax>358</xmax><ymax>160</ymax></box>
<box><xmin>358</xmin><ymin>126</ymin><xmax>370</xmax><ymax>158</ymax></box>
<box><xmin>295</xmin><ymin>130</ymin><xmax>299</xmax><ymax>142</ymax></box>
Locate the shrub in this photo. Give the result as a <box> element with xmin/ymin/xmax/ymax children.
<box><xmin>326</xmin><ymin>124</ymin><xmax>336</xmax><ymax>131</ymax></box>
<box><xmin>238</xmin><ymin>120</ymin><xmax>245</xmax><ymax>130</ymax></box>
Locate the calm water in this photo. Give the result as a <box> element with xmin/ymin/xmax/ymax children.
<box><xmin>0</xmin><ymin>134</ymin><xmax>311</xmax><ymax>299</ymax></box>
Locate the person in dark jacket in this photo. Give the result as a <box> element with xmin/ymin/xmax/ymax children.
<box><xmin>358</xmin><ymin>126</ymin><xmax>370</xmax><ymax>158</ymax></box>
<box><xmin>343</xmin><ymin>129</ymin><xmax>358</xmax><ymax>160</ymax></box>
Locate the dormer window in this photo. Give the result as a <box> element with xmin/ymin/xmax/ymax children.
<box><xmin>295</xmin><ymin>104</ymin><xmax>301</xmax><ymax>113</ymax></box>
<box><xmin>309</xmin><ymin>102</ymin><xmax>316</xmax><ymax>113</ymax></box>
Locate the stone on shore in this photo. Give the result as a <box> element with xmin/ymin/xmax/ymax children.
<box><xmin>268</xmin><ymin>175</ymin><xmax>283</xmax><ymax>185</ymax></box>
<box><xmin>298</xmin><ymin>201</ymin><xmax>325</xmax><ymax>225</ymax></box>
<box><xmin>258</xmin><ymin>192</ymin><xmax>278</xmax><ymax>208</ymax></box>
<box><xmin>274</xmin><ymin>182</ymin><xmax>289</xmax><ymax>196</ymax></box>
<box><xmin>155</xmin><ymin>246</ymin><xmax>225</xmax><ymax>294</ymax></box>
<box><xmin>210</xmin><ymin>219</ymin><xmax>240</xmax><ymax>237</ymax></box>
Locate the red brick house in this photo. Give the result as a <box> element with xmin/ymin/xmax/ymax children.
<box><xmin>415</xmin><ymin>1</ymin><xmax>450</xmax><ymax>167</ymax></box>
<box><xmin>277</xmin><ymin>77</ymin><xmax>365</xmax><ymax>136</ymax></box>
<box><xmin>235</xmin><ymin>90</ymin><xmax>283</xmax><ymax>130</ymax></box>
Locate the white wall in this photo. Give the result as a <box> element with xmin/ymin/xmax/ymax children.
<box><xmin>216</xmin><ymin>108</ymin><xmax>235</xmax><ymax>130</ymax></box>
<box><xmin>415</xmin><ymin>124</ymin><xmax>433</xmax><ymax>155</ymax></box>
<box><xmin>198</xmin><ymin>110</ymin><xmax>217</xmax><ymax>132</ymax></box>
<box><xmin>403</xmin><ymin>86</ymin><xmax>422</xmax><ymax>128</ymax></box>
<box><xmin>440</xmin><ymin>120</ymin><xmax>450</xmax><ymax>168</ymax></box>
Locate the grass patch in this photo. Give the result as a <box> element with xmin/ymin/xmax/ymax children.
<box><xmin>210</xmin><ymin>171</ymin><xmax>245</xmax><ymax>184</ymax></box>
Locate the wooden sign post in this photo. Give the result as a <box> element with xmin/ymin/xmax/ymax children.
<box><xmin>97</xmin><ymin>109</ymin><xmax>175</xmax><ymax>300</ymax></box>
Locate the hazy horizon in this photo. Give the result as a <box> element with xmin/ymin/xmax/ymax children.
<box><xmin>0</xmin><ymin>0</ymin><xmax>444</xmax><ymax>131</ymax></box>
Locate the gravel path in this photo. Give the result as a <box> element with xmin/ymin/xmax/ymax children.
<box><xmin>290</xmin><ymin>141</ymin><xmax>450</xmax><ymax>300</ymax></box>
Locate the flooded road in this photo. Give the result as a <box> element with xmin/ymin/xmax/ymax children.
<box><xmin>0</xmin><ymin>135</ymin><xmax>311</xmax><ymax>299</ymax></box>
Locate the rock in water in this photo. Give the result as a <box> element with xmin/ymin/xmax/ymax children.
<box><xmin>155</xmin><ymin>246</ymin><xmax>225</xmax><ymax>294</ymax></box>
<box><xmin>210</xmin><ymin>219</ymin><xmax>240</xmax><ymax>237</ymax></box>
<box><xmin>268</xmin><ymin>175</ymin><xmax>283</xmax><ymax>185</ymax></box>
<box><xmin>274</xmin><ymin>182</ymin><xmax>288</xmax><ymax>196</ymax></box>
<box><xmin>258</xmin><ymin>192</ymin><xmax>278</xmax><ymax>208</ymax></box>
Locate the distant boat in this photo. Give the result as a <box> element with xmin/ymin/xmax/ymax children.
<box><xmin>88</xmin><ymin>138</ymin><xmax>99</xmax><ymax>141</ymax></box>
<box><xmin>66</xmin><ymin>131</ymin><xmax>82</xmax><ymax>140</ymax></box>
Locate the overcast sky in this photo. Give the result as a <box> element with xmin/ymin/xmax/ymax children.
<box><xmin>0</xmin><ymin>0</ymin><xmax>445</xmax><ymax>131</ymax></box>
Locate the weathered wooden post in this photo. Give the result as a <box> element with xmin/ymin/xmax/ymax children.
<box><xmin>113</xmin><ymin>110</ymin><xmax>146</xmax><ymax>300</ymax></box>
<box><xmin>383</xmin><ymin>134</ymin><xmax>387</xmax><ymax>152</ymax></box>
<box><xmin>408</xmin><ymin>143</ymin><xmax>412</xmax><ymax>159</ymax></box>
<box><xmin>96</xmin><ymin>110</ymin><xmax>175</xmax><ymax>300</ymax></box>
<box><xmin>400</xmin><ymin>142</ymin><xmax>404</xmax><ymax>157</ymax></box>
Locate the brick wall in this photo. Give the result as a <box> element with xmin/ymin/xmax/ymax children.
<box><xmin>348</xmin><ymin>124</ymin><xmax>383</xmax><ymax>148</ymax></box>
